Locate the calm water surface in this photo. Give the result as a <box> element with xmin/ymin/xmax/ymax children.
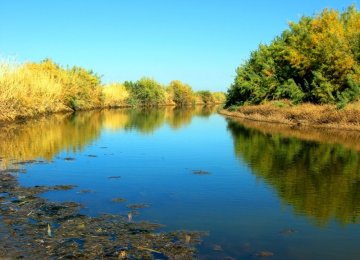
<box><xmin>1</xmin><ymin>106</ymin><xmax>360</xmax><ymax>259</ymax></box>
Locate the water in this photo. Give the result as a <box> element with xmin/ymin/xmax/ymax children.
<box><xmin>1</xmin><ymin>106</ymin><xmax>360</xmax><ymax>259</ymax></box>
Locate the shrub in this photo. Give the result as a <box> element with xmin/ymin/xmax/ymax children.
<box><xmin>0</xmin><ymin>59</ymin><xmax>103</xmax><ymax>120</ymax></box>
<box><xmin>212</xmin><ymin>92</ymin><xmax>226</xmax><ymax>103</ymax></box>
<box><xmin>124</xmin><ymin>77</ymin><xmax>166</xmax><ymax>106</ymax></box>
<box><xmin>196</xmin><ymin>90</ymin><xmax>215</xmax><ymax>104</ymax></box>
<box><xmin>167</xmin><ymin>80</ymin><xmax>194</xmax><ymax>106</ymax></box>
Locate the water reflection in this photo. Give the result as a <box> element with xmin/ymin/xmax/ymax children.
<box><xmin>0</xmin><ymin>106</ymin><xmax>216</xmax><ymax>165</ymax></box>
<box><xmin>0</xmin><ymin>112</ymin><xmax>103</xmax><ymax>165</ymax></box>
<box><xmin>227</xmin><ymin>119</ymin><xmax>360</xmax><ymax>226</ymax></box>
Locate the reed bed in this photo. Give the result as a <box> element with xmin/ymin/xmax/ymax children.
<box><xmin>0</xmin><ymin>59</ymin><xmax>225</xmax><ymax>122</ymax></box>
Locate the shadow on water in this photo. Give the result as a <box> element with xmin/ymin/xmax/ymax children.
<box><xmin>227</xmin><ymin>118</ymin><xmax>360</xmax><ymax>226</ymax></box>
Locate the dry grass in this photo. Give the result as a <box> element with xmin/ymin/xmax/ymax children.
<box><xmin>0</xmin><ymin>59</ymin><xmax>223</xmax><ymax>122</ymax></box>
<box><xmin>0</xmin><ymin>61</ymin><xmax>70</xmax><ymax>121</ymax></box>
<box><xmin>0</xmin><ymin>60</ymin><xmax>104</xmax><ymax>121</ymax></box>
<box><xmin>221</xmin><ymin>101</ymin><xmax>360</xmax><ymax>131</ymax></box>
<box><xmin>102</xmin><ymin>83</ymin><xmax>130</xmax><ymax>108</ymax></box>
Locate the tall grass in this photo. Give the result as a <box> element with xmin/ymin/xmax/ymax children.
<box><xmin>0</xmin><ymin>61</ymin><xmax>67</xmax><ymax>120</ymax></box>
<box><xmin>102</xmin><ymin>83</ymin><xmax>129</xmax><ymax>108</ymax></box>
<box><xmin>0</xmin><ymin>59</ymin><xmax>103</xmax><ymax>121</ymax></box>
<box><xmin>0</xmin><ymin>59</ymin><xmax>225</xmax><ymax>122</ymax></box>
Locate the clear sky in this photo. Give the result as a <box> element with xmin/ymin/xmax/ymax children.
<box><xmin>0</xmin><ymin>0</ymin><xmax>358</xmax><ymax>91</ymax></box>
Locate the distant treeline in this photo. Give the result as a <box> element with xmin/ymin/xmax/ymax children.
<box><xmin>226</xmin><ymin>5</ymin><xmax>360</xmax><ymax>108</ymax></box>
<box><xmin>0</xmin><ymin>59</ymin><xmax>225</xmax><ymax>121</ymax></box>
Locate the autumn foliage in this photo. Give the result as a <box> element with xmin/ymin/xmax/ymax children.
<box><xmin>0</xmin><ymin>59</ymin><xmax>225</xmax><ymax>121</ymax></box>
<box><xmin>226</xmin><ymin>6</ymin><xmax>360</xmax><ymax>108</ymax></box>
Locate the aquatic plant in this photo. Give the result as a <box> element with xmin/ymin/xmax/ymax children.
<box><xmin>0</xmin><ymin>171</ymin><xmax>205</xmax><ymax>259</ymax></box>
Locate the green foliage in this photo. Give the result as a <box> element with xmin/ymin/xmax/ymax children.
<box><xmin>0</xmin><ymin>58</ymin><xmax>225</xmax><ymax>121</ymax></box>
<box><xmin>167</xmin><ymin>80</ymin><xmax>194</xmax><ymax>106</ymax></box>
<box><xmin>227</xmin><ymin>105</ymin><xmax>240</xmax><ymax>111</ymax></box>
<box><xmin>124</xmin><ymin>77</ymin><xmax>166</xmax><ymax>106</ymax></box>
<box><xmin>212</xmin><ymin>92</ymin><xmax>227</xmax><ymax>103</ymax></box>
<box><xmin>226</xmin><ymin>5</ymin><xmax>360</xmax><ymax>108</ymax></box>
<box><xmin>63</xmin><ymin>66</ymin><xmax>102</xmax><ymax>110</ymax></box>
<box><xmin>196</xmin><ymin>90</ymin><xmax>215</xmax><ymax>104</ymax></box>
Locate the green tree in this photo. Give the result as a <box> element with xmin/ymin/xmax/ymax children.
<box><xmin>167</xmin><ymin>80</ymin><xmax>194</xmax><ymax>106</ymax></box>
<box><xmin>124</xmin><ymin>77</ymin><xmax>166</xmax><ymax>106</ymax></box>
<box><xmin>226</xmin><ymin>5</ymin><xmax>360</xmax><ymax>108</ymax></box>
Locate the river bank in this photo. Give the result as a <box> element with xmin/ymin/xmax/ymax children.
<box><xmin>220</xmin><ymin>102</ymin><xmax>360</xmax><ymax>132</ymax></box>
<box><xmin>0</xmin><ymin>161</ymin><xmax>204</xmax><ymax>259</ymax></box>
<box><xmin>0</xmin><ymin>59</ymin><xmax>225</xmax><ymax>123</ymax></box>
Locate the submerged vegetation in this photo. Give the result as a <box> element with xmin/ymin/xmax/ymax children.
<box><xmin>0</xmin><ymin>59</ymin><xmax>225</xmax><ymax>122</ymax></box>
<box><xmin>0</xmin><ymin>167</ymin><xmax>204</xmax><ymax>259</ymax></box>
<box><xmin>226</xmin><ymin>5</ymin><xmax>360</xmax><ymax>108</ymax></box>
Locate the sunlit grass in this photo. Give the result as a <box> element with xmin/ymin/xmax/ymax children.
<box><xmin>0</xmin><ymin>59</ymin><xmax>104</xmax><ymax>121</ymax></box>
<box><xmin>102</xmin><ymin>83</ymin><xmax>129</xmax><ymax>108</ymax></box>
<box><xmin>0</xmin><ymin>59</ymin><xmax>225</xmax><ymax>122</ymax></box>
<box><xmin>0</xmin><ymin>61</ymin><xmax>67</xmax><ymax>120</ymax></box>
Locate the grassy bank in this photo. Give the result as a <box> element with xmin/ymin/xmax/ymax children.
<box><xmin>220</xmin><ymin>101</ymin><xmax>360</xmax><ymax>131</ymax></box>
<box><xmin>0</xmin><ymin>59</ymin><xmax>225</xmax><ymax>122</ymax></box>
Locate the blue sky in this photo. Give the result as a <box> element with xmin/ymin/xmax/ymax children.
<box><xmin>0</xmin><ymin>0</ymin><xmax>358</xmax><ymax>91</ymax></box>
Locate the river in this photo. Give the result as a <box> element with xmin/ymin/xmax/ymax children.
<box><xmin>1</xmin><ymin>106</ymin><xmax>360</xmax><ymax>259</ymax></box>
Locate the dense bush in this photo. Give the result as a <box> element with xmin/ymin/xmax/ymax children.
<box><xmin>124</xmin><ymin>77</ymin><xmax>167</xmax><ymax>106</ymax></box>
<box><xmin>0</xmin><ymin>59</ymin><xmax>103</xmax><ymax>120</ymax></box>
<box><xmin>212</xmin><ymin>92</ymin><xmax>227</xmax><ymax>103</ymax></box>
<box><xmin>23</xmin><ymin>59</ymin><xmax>103</xmax><ymax>110</ymax></box>
<box><xmin>167</xmin><ymin>80</ymin><xmax>194</xmax><ymax>106</ymax></box>
<box><xmin>226</xmin><ymin>5</ymin><xmax>360</xmax><ymax>108</ymax></box>
<box><xmin>196</xmin><ymin>91</ymin><xmax>215</xmax><ymax>104</ymax></box>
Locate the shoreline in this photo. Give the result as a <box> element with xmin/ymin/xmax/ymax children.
<box><xmin>219</xmin><ymin>104</ymin><xmax>360</xmax><ymax>151</ymax></box>
<box><xmin>0</xmin><ymin>161</ymin><xmax>203</xmax><ymax>259</ymax></box>
<box><xmin>219</xmin><ymin>103</ymin><xmax>360</xmax><ymax>132</ymax></box>
<box><xmin>0</xmin><ymin>103</ymin><xmax>223</xmax><ymax>126</ymax></box>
